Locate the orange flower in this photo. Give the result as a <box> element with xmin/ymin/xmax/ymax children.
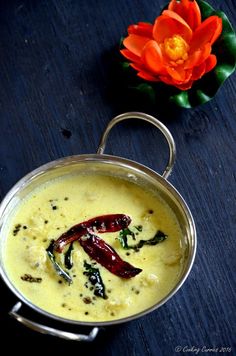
<box><xmin>121</xmin><ymin>0</ymin><xmax>222</xmax><ymax>90</ymax></box>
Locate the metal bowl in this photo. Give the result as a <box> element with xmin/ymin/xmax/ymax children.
<box><xmin>0</xmin><ymin>112</ymin><xmax>196</xmax><ymax>341</ymax></box>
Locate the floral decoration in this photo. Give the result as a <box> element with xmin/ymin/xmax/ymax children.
<box><xmin>120</xmin><ymin>0</ymin><xmax>236</xmax><ymax>108</ymax></box>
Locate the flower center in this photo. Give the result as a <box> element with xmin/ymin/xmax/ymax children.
<box><xmin>164</xmin><ymin>35</ymin><xmax>189</xmax><ymax>62</ymax></box>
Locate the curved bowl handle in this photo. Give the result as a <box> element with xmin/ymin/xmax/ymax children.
<box><xmin>97</xmin><ymin>112</ymin><xmax>176</xmax><ymax>180</ymax></box>
<box><xmin>9</xmin><ymin>302</ymin><xmax>100</xmax><ymax>342</ymax></box>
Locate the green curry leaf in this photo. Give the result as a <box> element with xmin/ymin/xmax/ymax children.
<box><xmin>46</xmin><ymin>240</ymin><xmax>73</xmax><ymax>285</ymax></box>
<box><xmin>83</xmin><ymin>261</ymin><xmax>107</xmax><ymax>299</ymax></box>
<box><xmin>64</xmin><ymin>243</ymin><xmax>74</xmax><ymax>270</ymax></box>
<box><xmin>119</xmin><ymin>229</ymin><xmax>167</xmax><ymax>251</ymax></box>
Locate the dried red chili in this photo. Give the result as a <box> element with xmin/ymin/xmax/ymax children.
<box><xmin>53</xmin><ymin>214</ymin><xmax>131</xmax><ymax>252</ymax></box>
<box><xmin>80</xmin><ymin>233</ymin><xmax>142</xmax><ymax>278</ymax></box>
<box><xmin>53</xmin><ymin>214</ymin><xmax>141</xmax><ymax>279</ymax></box>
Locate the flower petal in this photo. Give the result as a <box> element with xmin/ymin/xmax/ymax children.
<box><xmin>159</xmin><ymin>75</ymin><xmax>175</xmax><ymax>86</ymax></box>
<box><xmin>205</xmin><ymin>54</ymin><xmax>217</xmax><ymax>73</ymax></box>
<box><xmin>168</xmin><ymin>0</ymin><xmax>186</xmax><ymax>17</ymax></box>
<box><xmin>191</xmin><ymin>62</ymin><xmax>206</xmax><ymax>81</ymax></box>
<box><xmin>166</xmin><ymin>66</ymin><xmax>185</xmax><ymax>82</ymax></box>
<box><xmin>159</xmin><ymin>73</ymin><xmax>193</xmax><ymax>90</ymax></box>
<box><xmin>129</xmin><ymin>62</ymin><xmax>160</xmax><ymax>81</ymax></box>
<box><xmin>166</xmin><ymin>66</ymin><xmax>192</xmax><ymax>83</ymax></box>
<box><xmin>175</xmin><ymin>80</ymin><xmax>194</xmax><ymax>90</ymax></box>
<box><xmin>141</xmin><ymin>40</ymin><xmax>167</xmax><ymax>75</ymax></box>
<box><xmin>184</xmin><ymin>49</ymin><xmax>202</xmax><ymax>69</ymax></box>
<box><xmin>128</xmin><ymin>22</ymin><xmax>153</xmax><ymax>38</ymax></box>
<box><xmin>168</xmin><ymin>0</ymin><xmax>201</xmax><ymax>31</ymax></box>
<box><xmin>123</xmin><ymin>34</ymin><xmax>151</xmax><ymax>57</ymax></box>
<box><xmin>137</xmin><ymin>71</ymin><xmax>160</xmax><ymax>81</ymax></box>
<box><xmin>153</xmin><ymin>10</ymin><xmax>192</xmax><ymax>44</ymax></box>
<box><xmin>120</xmin><ymin>49</ymin><xmax>142</xmax><ymax>64</ymax></box>
<box><xmin>186</xmin><ymin>2</ymin><xmax>201</xmax><ymax>31</ymax></box>
<box><xmin>130</xmin><ymin>62</ymin><xmax>146</xmax><ymax>72</ymax></box>
<box><xmin>209</xmin><ymin>17</ymin><xmax>223</xmax><ymax>45</ymax></box>
<box><xmin>185</xmin><ymin>43</ymin><xmax>211</xmax><ymax>69</ymax></box>
<box><xmin>191</xmin><ymin>16</ymin><xmax>223</xmax><ymax>51</ymax></box>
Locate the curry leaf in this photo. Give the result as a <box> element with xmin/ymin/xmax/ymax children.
<box><xmin>46</xmin><ymin>240</ymin><xmax>73</xmax><ymax>285</ymax></box>
<box><xmin>118</xmin><ymin>228</ymin><xmax>136</xmax><ymax>249</ymax></box>
<box><xmin>119</xmin><ymin>230</ymin><xmax>167</xmax><ymax>251</ymax></box>
<box><xmin>83</xmin><ymin>261</ymin><xmax>107</xmax><ymax>299</ymax></box>
<box><xmin>64</xmin><ymin>243</ymin><xmax>73</xmax><ymax>270</ymax></box>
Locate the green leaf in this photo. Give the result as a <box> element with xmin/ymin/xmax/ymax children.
<box><xmin>46</xmin><ymin>240</ymin><xmax>73</xmax><ymax>285</ymax></box>
<box><xmin>132</xmin><ymin>83</ymin><xmax>156</xmax><ymax>104</ymax></box>
<box><xmin>198</xmin><ymin>0</ymin><xmax>214</xmax><ymax>19</ymax></box>
<box><xmin>169</xmin><ymin>91</ymin><xmax>191</xmax><ymax>108</ymax></box>
<box><xmin>118</xmin><ymin>228</ymin><xmax>135</xmax><ymax>249</ymax></box>
<box><xmin>118</xmin><ymin>229</ymin><xmax>167</xmax><ymax>251</ymax></box>
<box><xmin>119</xmin><ymin>36</ymin><xmax>125</xmax><ymax>48</ymax></box>
<box><xmin>83</xmin><ymin>261</ymin><xmax>107</xmax><ymax>299</ymax></box>
<box><xmin>121</xmin><ymin>61</ymin><xmax>130</xmax><ymax>70</ymax></box>
<box><xmin>64</xmin><ymin>243</ymin><xmax>73</xmax><ymax>270</ymax></box>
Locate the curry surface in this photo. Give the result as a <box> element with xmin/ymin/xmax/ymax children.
<box><xmin>3</xmin><ymin>174</ymin><xmax>185</xmax><ymax>322</ymax></box>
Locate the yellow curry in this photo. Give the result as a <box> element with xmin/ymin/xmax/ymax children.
<box><xmin>3</xmin><ymin>174</ymin><xmax>185</xmax><ymax>322</ymax></box>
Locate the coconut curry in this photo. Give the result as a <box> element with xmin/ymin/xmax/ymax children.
<box><xmin>3</xmin><ymin>174</ymin><xmax>185</xmax><ymax>322</ymax></box>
